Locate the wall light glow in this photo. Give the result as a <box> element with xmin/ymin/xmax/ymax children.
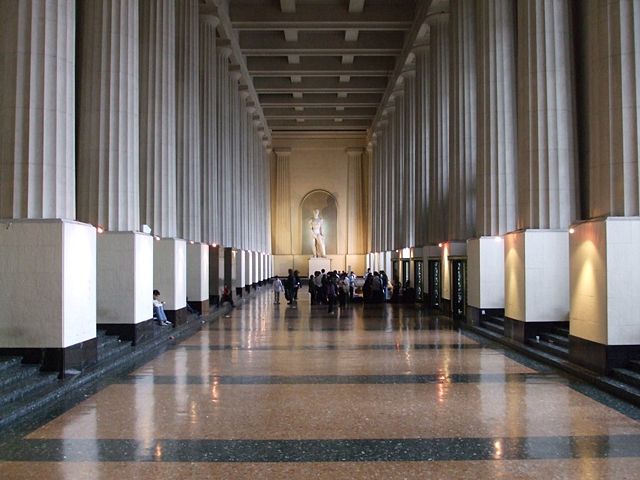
<box><xmin>569</xmin><ymin>228</ymin><xmax>575</xmax><ymax>234</ymax></box>
<box><xmin>96</xmin><ymin>226</ymin><xmax>104</xmax><ymax>234</ymax></box>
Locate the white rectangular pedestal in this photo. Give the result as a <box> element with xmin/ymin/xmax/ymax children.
<box><xmin>153</xmin><ymin>238</ymin><xmax>187</xmax><ymax>311</ymax></box>
<box><xmin>467</xmin><ymin>237</ymin><xmax>505</xmax><ymax>309</ymax></box>
<box><xmin>245</xmin><ymin>250</ymin><xmax>253</xmax><ymax>287</ymax></box>
<box><xmin>571</xmin><ymin>217</ymin><xmax>640</xmax><ymax>346</ymax></box>
<box><xmin>504</xmin><ymin>230</ymin><xmax>569</xmax><ymax>322</ymax></box>
<box><xmin>97</xmin><ymin>232</ymin><xmax>153</xmax><ymax>324</ymax></box>
<box><xmin>309</xmin><ymin>257</ymin><xmax>331</xmax><ymax>274</ymax></box>
<box><xmin>234</xmin><ymin>250</ymin><xmax>245</xmax><ymax>290</ymax></box>
<box><xmin>187</xmin><ymin>243</ymin><xmax>209</xmax><ymax>302</ymax></box>
<box><xmin>0</xmin><ymin>219</ymin><xmax>96</xmax><ymax>348</ymax></box>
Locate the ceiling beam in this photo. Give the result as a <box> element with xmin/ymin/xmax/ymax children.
<box><xmin>239</xmin><ymin>31</ymin><xmax>404</xmax><ymax>56</ymax></box>
<box><xmin>246</xmin><ymin>56</ymin><xmax>394</xmax><ymax>77</ymax></box>
<box><xmin>349</xmin><ymin>0</ymin><xmax>366</xmax><ymax>13</ymax></box>
<box><xmin>253</xmin><ymin>76</ymin><xmax>387</xmax><ymax>93</ymax></box>
<box><xmin>280</xmin><ymin>0</ymin><xmax>295</xmax><ymax>13</ymax></box>
<box><xmin>259</xmin><ymin>92</ymin><xmax>382</xmax><ymax>107</ymax></box>
<box><xmin>230</xmin><ymin>4</ymin><xmax>413</xmax><ymax>30</ymax></box>
<box><xmin>263</xmin><ymin>106</ymin><xmax>377</xmax><ymax>116</ymax></box>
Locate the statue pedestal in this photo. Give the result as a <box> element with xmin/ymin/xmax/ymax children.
<box><xmin>309</xmin><ymin>257</ymin><xmax>331</xmax><ymax>274</ymax></box>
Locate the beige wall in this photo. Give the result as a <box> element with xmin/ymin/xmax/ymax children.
<box><xmin>271</xmin><ymin>134</ymin><xmax>368</xmax><ymax>275</ymax></box>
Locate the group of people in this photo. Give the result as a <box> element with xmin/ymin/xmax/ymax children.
<box><xmin>309</xmin><ymin>269</ymin><xmax>356</xmax><ymax>313</ymax></box>
<box><xmin>362</xmin><ymin>269</ymin><xmax>389</xmax><ymax>303</ymax></box>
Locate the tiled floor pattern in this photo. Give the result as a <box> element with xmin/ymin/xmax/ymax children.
<box><xmin>2</xmin><ymin>290</ymin><xmax>640</xmax><ymax>479</ymax></box>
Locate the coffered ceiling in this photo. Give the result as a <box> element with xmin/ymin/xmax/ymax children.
<box><xmin>225</xmin><ymin>0</ymin><xmax>421</xmax><ymax>134</ymax></box>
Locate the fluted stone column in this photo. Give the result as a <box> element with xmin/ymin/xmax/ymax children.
<box><xmin>0</xmin><ymin>1</ymin><xmax>76</xmax><ymax>220</ymax></box>
<box><xmin>0</xmin><ymin>1</ymin><xmax>97</xmax><ymax>369</ymax></box>
<box><xmin>427</xmin><ymin>13</ymin><xmax>450</xmax><ymax>245</ymax></box>
<box><xmin>229</xmin><ymin>69</ymin><xmax>242</xmax><ymax>248</ymax></box>
<box><xmin>76</xmin><ymin>0</ymin><xmax>153</xmax><ymax>340</ymax></box>
<box><xmin>140</xmin><ymin>0</ymin><xmax>186</xmax><ymax>322</ymax></box>
<box><xmin>569</xmin><ymin>0</ymin><xmax>640</xmax><ymax>372</ymax></box>
<box><xmin>476</xmin><ymin>0</ymin><xmax>517</xmax><ymax>237</ymax></box>
<box><xmin>77</xmin><ymin>0</ymin><xmax>139</xmax><ymax>232</ymax></box>
<box><xmin>216</xmin><ymin>41</ymin><xmax>232</xmax><ymax>247</ymax></box>
<box><xmin>274</xmin><ymin>149</ymin><xmax>292</xmax><ymax>254</ymax></box>
<box><xmin>140</xmin><ymin>0</ymin><xmax>177</xmax><ymax>239</ymax></box>
<box><xmin>502</xmin><ymin>0</ymin><xmax>577</xmax><ymax>337</ymax></box>
<box><xmin>200</xmin><ymin>14</ymin><xmax>219</xmax><ymax>246</ymax></box>
<box><xmin>384</xmin><ymin>105</ymin><xmax>395</xmax><ymax>251</ymax></box>
<box><xmin>468</xmin><ymin>0</ymin><xmax>516</xmax><ymax>324</ymax></box>
<box><xmin>449</xmin><ymin>0</ymin><xmax>477</xmax><ymax>242</ymax></box>
<box><xmin>347</xmin><ymin>148</ymin><xmax>366</xmax><ymax>256</ymax></box>
<box><xmin>414</xmin><ymin>41</ymin><xmax>431</xmax><ymax>248</ymax></box>
<box><xmin>392</xmin><ymin>87</ymin><xmax>405</xmax><ymax>251</ymax></box>
<box><xmin>176</xmin><ymin>0</ymin><xmax>201</xmax><ymax>243</ymax></box>
<box><xmin>402</xmin><ymin>65</ymin><xmax>416</xmax><ymax>249</ymax></box>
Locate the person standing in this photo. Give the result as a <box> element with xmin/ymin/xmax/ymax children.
<box><xmin>273</xmin><ymin>276</ymin><xmax>284</xmax><ymax>304</ymax></box>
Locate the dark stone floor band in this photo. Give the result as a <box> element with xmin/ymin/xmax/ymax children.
<box><xmin>3</xmin><ymin>435</ymin><xmax>640</xmax><ymax>463</ymax></box>
<box><xmin>118</xmin><ymin>372</ymin><xmax>562</xmax><ymax>385</ymax></box>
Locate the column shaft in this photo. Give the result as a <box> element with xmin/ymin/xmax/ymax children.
<box><xmin>427</xmin><ymin>14</ymin><xmax>450</xmax><ymax>244</ymax></box>
<box><xmin>476</xmin><ymin>0</ymin><xmax>517</xmax><ymax>236</ymax></box>
<box><xmin>175</xmin><ymin>0</ymin><xmax>201</xmax><ymax>241</ymax></box>
<box><xmin>0</xmin><ymin>0</ymin><xmax>76</xmax><ymax>219</ymax></box>
<box><xmin>139</xmin><ymin>0</ymin><xmax>177</xmax><ymax>238</ymax></box>
<box><xmin>449</xmin><ymin>0</ymin><xmax>477</xmax><ymax>240</ymax></box>
<box><xmin>517</xmin><ymin>0</ymin><xmax>577</xmax><ymax>229</ymax></box>
<box><xmin>199</xmin><ymin>16</ymin><xmax>219</xmax><ymax>245</ymax></box>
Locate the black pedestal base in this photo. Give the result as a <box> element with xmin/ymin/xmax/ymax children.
<box><xmin>504</xmin><ymin>317</ymin><xmax>568</xmax><ymax>344</ymax></box>
<box><xmin>0</xmin><ymin>337</ymin><xmax>98</xmax><ymax>378</ymax></box>
<box><xmin>98</xmin><ymin>319</ymin><xmax>156</xmax><ymax>346</ymax></box>
<box><xmin>569</xmin><ymin>336</ymin><xmax>640</xmax><ymax>374</ymax></box>
<box><xmin>166</xmin><ymin>307</ymin><xmax>188</xmax><ymax>326</ymax></box>
<box><xmin>187</xmin><ymin>300</ymin><xmax>209</xmax><ymax>315</ymax></box>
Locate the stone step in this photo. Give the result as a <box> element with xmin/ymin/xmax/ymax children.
<box><xmin>0</xmin><ymin>356</ymin><xmax>23</xmax><ymax>374</ymax></box>
<box><xmin>540</xmin><ymin>332</ymin><xmax>569</xmax><ymax>349</ymax></box>
<box><xmin>526</xmin><ymin>338</ymin><xmax>569</xmax><ymax>359</ymax></box>
<box><xmin>484</xmin><ymin>315</ymin><xmax>505</xmax><ymax>327</ymax></box>
<box><xmin>97</xmin><ymin>339</ymin><xmax>133</xmax><ymax>363</ymax></box>
<box><xmin>0</xmin><ymin>362</ymin><xmax>43</xmax><ymax>390</ymax></box>
<box><xmin>552</xmin><ymin>326</ymin><xmax>570</xmax><ymax>337</ymax></box>
<box><xmin>480</xmin><ymin>320</ymin><xmax>504</xmax><ymax>336</ymax></box>
<box><xmin>628</xmin><ymin>360</ymin><xmax>640</xmax><ymax>375</ymax></box>
<box><xmin>611</xmin><ymin>368</ymin><xmax>640</xmax><ymax>390</ymax></box>
<box><xmin>0</xmin><ymin>370</ymin><xmax>59</xmax><ymax>409</ymax></box>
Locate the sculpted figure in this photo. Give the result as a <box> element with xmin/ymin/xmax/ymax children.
<box><xmin>309</xmin><ymin>209</ymin><xmax>326</xmax><ymax>257</ymax></box>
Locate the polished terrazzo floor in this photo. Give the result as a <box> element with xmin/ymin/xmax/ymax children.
<box><xmin>2</xmin><ymin>290</ymin><xmax>640</xmax><ymax>479</ymax></box>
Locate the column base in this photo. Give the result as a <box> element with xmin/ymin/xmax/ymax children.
<box><xmin>504</xmin><ymin>317</ymin><xmax>569</xmax><ymax>344</ymax></box>
<box><xmin>0</xmin><ymin>338</ymin><xmax>98</xmax><ymax>378</ymax></box>
<box><xmin>209</xmin><ymin>295</ymin><xmax>220</xmax><ymax>308</ymax></box>
<box><xmin>187</xmin><ymin>300</ymin><xmax>209</xmax><ymax>315</ymax></box>
<box><xmin>569</xmin><ymin>336</ymin><xmax>640</xmax><ymax>375</ymax></box>
<box><xmin>166</xmin><ymin>308</ymin><xmax>188</xmax><ymax>326</ymax></box>
<box><xmin>465</xmin><ymin>306</ymin><xmax>505</xmax><ymax>327</ymax></box>
<box><xmin>98</xmin><ymin>318</ymin><xmax>157</xmax><ymax>346</ymax></box>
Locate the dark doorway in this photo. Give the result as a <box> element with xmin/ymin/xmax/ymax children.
<box><xmin>450</xmin><ymin>259</ymin><xmax>466</xmax><ymax>320</ymax></box>
<box><xmin>427</xmin><ymin>259</ymin><xmax>441</xmax><ymax>310</ymax></box>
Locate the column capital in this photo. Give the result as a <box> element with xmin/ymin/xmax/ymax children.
<box><xmin>200</xmin><ymin>12</ymin><xmax>220</xmax><ymax>28</ymax></box>
<box><xmin>252</xmin><ymin>114</ymin><xmax>261</xmax><ymax>126</ymax></box>
<box><xmin>239</xmin><ymin>84</ymin><xmax>251</xmax><ymax>99</ymax></box>
<box><xmin>412</xmin><ymin>40</ymin><xmax>430</xmax><ymax>55</ymax></box>
<box><xmin>400</xmin><ymin>64</ymin><xmax>416</xmax><ymax>79</ymax></box>
<box><xmin>345</xmin><ymin>147</ymin><xmax>364</xmax><ymax>157</ymax></box>
<box><xmin>229</xmin><ymin>65</ymin><xmax>243</xmax><ymax>82</ymax></box>
<box><xmin>274</xmin><ymin>148</ymin><xmax>292</xmax><ymax>158</ymax></box>
<box><xmin>216</xmin><ymin>39</ymin><xmax>232</xmax><ymax>58</ymax></box>
<box><xmin>426</xmin><ymin>11</ymin><xmax>450</xmax><ymax>26</ymax></box>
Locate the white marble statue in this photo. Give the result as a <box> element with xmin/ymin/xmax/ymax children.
<box><xmin>309</xmin><ymin>209</ymin><xmax>327</xmax><ymax>258</ymax></box>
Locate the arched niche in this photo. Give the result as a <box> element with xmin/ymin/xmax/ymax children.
<box><xmin>300</xmin><ymin>190</ymin><xmax>338</xmax><ymax>255</ymax></box>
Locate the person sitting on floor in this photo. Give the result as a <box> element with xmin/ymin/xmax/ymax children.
<box><xmin>153</xmin><ymin>290</ymin><xmax>172</xmax><ymax>326</ymax></box>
